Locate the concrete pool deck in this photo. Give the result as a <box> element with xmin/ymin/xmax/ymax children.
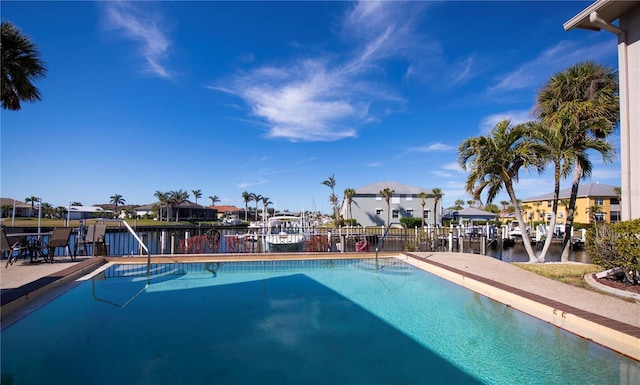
<box><xmin>1</xmin><ymin>252</ymin><xmax>639</xmax><ymax>360</ymax></box>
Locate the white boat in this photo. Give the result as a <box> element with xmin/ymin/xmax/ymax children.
<box><xmin>265</xmin><ymin>215</ymin><xmax>306</xmax><ymax>252</ymax></box>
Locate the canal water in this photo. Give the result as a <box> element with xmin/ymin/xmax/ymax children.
<box><xmin>488</xmin><ymin>243</ymin><xmax>589</xmax><ymax>263</ymax></box>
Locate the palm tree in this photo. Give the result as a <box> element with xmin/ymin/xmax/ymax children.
<box><xmin>343</xmin><ymin>188</ymin><xmax>356</xmax><ymax>223</ymax></box>
<box><xmin>168</xmin><ymin>190</ymin><xmax>188</xmax><ymax>221</ymax></box>
<box><xmin>417</xmin><ymin>192</ymin><xmax>429</xmax><ymax>228</ymax></box>
<box><xmin>453</xmin><ymin>199</ymin><xmax>465</xmax><ymax>210</ymax></box>
<box><xmin>25</xmin><ymin>196</ymin><xmax>39</xmax><ymax>216</ymax></box>
<box><xmin>536</xmin><ymin>61</ymin><xmax>618</xmax><ymax>261</ymax></box>
<box><xmin>322</xmin><ymin>174</ymin><xmax>338</xmax><ymax>219</ymax></box>
<box><xmin>1</xmin><ymin>21</ymin><xmax>47</xmax><ymax>110</ymax></box>
<box><xmin>586</xmin><ymin>204</ymin><xmax>605</xmax><ymax>238</ymax></box>
<box><xmin>261</xmin><ymin>196</ymin><xmax>272</xmax><ymax>221</ymax></box>
<box><xmin>530</xmin><ymin>122</ymin><xmax>613</xmax><ymax>262</ymax></box>
<box><xmin>209</xmin><ymin>195</ymin><xmax>220</xmax><ymax>206</ymax></box>
<box><xmin>192</xmin><ymin>189</ymin><xmax>202</xmax><ymax>205</ymax></box>
<box><xmin>241</xmin><ymin>191</ymin><xmax>251</xmax><ymax>221</ymax></box>
<box><xmin>110</xmin><ymin>194</ymin><xmax>125</xmax><ymax>219</ymax></box>
<box><xmin>251</xmin><ymin>193</ymin><xmax>262</xmax><ymax>221</ymax></box>
<box><xmin>154</xmin><ymin>191</ymin><xmax>168</xmax><ymax>221</ymax></box>
<box><xmin>380</xmin><ymin>187</ymin><xmax>395</xmax><ymax>227</ymax></box>
<box><xmin>458</xmin><ymin>119</ymin><xmax>543</xmax><ymax>263</ymax></box>
<box><xmin>431</xmin><ymin>188</ymin><xmax>443</xmax><ymax>226</ymax></box>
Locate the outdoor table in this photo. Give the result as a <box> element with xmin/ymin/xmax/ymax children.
<box><xmin>5</xmin><ymin>232</ymin><xmax>52</xmax><ymax>263</ymax></box>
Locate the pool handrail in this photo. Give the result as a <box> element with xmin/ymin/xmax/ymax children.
<box><xmin>96</xmin><ymin>219</ymin><xmax>151</xmax><ymax>276</ymax></box>
<box><xmin>375</xmin><ymin>222</ymin><xmax>403</xmax><ymax>266</ymax></box>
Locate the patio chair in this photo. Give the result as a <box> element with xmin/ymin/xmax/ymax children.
<box><xmin>43</xmin><ymin>227</ymin><xmax>73</xmax><ymax>263</ymax></box>
<box><xmin>74</xmin><ymin>223</ymin><xmax>106</xmax><ymax>259</ymax></box>
<box><xmin>2</xmin><ymin>229</ymin><xmax>28</xmax><ymax>268</ymax></box>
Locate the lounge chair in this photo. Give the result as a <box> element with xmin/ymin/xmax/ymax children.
<box><xmin>43</xmin><ymin>227</ymin><xmax>73</xmax><ymax>263</ymax></box>
<box><xmin>2</xmin><ymin>229</ymin><xmax>28</xmax><ymax>268</ymax></box>
<box><xmin>74</xmin><ymin>223</ymin><xmax>106</xmax><ymax>259</ymax></box>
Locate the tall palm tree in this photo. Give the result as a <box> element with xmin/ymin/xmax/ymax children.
<box><xmin>25</xmin><ymin>196</ymin><xmax>39</xmax><ymax>216</ymax></box>
<box><xmin>192</xmin><ymin>189</ymin><xmax>202</xmax><ymax>205</ymax></box>
<box><xmin>168</xmin><ymin>190</ymin><xmax>188</xmax><ymax>221</ymax></box>
<box><xmin>251</xmin><ymin>193</ymin><xmax>262</xmax><ymax>221</ymax></box>
<box><xmin>536</xmin><ymin>61</ymin><xmax>618</xmax><ymax>261</ymax></box>
<box><xmin>453</xmin><ymin>199</ymin><xmax>465</xmax><ymax>210</ymax></box>
<box><xmin>380</xmin><ymin>187</ymin><xmax>395</xmax><ymax>227</ymax></box>
<box><xmin>458</xmin><ymin>119</ymin><xmax>543</xmax><ymax>263</ymax></box>
<box><xmin>343</xmin><ymin>188</ymin><xmax>356</xmax><ymax>223</ymax></box>
<box><xmin>209</xmin><ymin>195</ymin><xmax>220</xmax><ymax>206</ymax></box>
<box><xmin>322</xmin><ymin>174</ymin><xmax>338</xmax><ymax>219</ymax></box>
<box><xmin>110</xmin><ymin>194</ymin><xmax>126</xmax><ymax>219</ymax></box>
<box><xmin>417</xmin><ymin>192</ymin><xmax>429</xmax><ymax>228</ymax></box>
<box><xmin>241</xmin><ymin>191</ymin><xmax>251</xmax><ymax>221</ymax></box>
<box><xmin>261</xmin><ymin>196</ymin><xmax>272</xmax><ymax>221</ymax></box>
<box><xmin>1</xmin><ymin>21</ymin><xmax>47</xmax><ymax>110</ymax></box>
<box><xmin>431</xmin><ymin>188</ymin><xmax>443</xmax><ymax>226</ymax></box>
<box><xmin>530</xmin><ymin>122</ymin><xmax>613</xmax><ymax>262</ymax></box>
<box><xmin>154</xmin><ymin>191</ymin><xmax>168</xmax><ymax>221</ymax></box>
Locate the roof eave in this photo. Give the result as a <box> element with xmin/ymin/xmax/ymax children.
<box><xmin>564</xmin><ymin>0</ymin><xmax>636</xmax><ymax>31</ymax></box>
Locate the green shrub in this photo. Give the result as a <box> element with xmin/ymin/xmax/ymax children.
<box><xmin>400</xmin><ymin>217</ymin><xmax>423</xmax><ymax>228</ymax></box>
<box><xmin>586</xmin><ymin>218</ymin><xmax>640</xmax><ymax>285</ymax></box>
<box><xmin>343</xmin><ymin>219</ymin><xmax>358</xmax><ymax>226</ymax></box>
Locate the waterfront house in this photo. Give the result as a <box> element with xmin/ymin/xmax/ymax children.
<box><xmin>443</xmin><ymin>207</ymin><xmax>499</xmax><ymax>225</ymax></box>
<box><xmin>341</xmin><ymin>181</ymin><xmax>441</xmax><ymax>227</ymax></box>
<box><xmin>210</xmin><ymin>205</ymin><xmax>244</xmax><ymax>221</ymax></box>
<box><xmin>0</xmin><ymin>198</ymin><xmax>33</xmax><ymax>218</ymax></box>
<box><xmin>521</xmin><ymin>183</ymin><xmax>621</xmax><ymax>225</ymax></box>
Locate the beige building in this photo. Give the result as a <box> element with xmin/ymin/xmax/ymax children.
<box><xmin>564</xmin><ymin>1</ymin><xmax>640</xmax><ymax>220</ymax></box>
<box><xmin>522</xmin><ymin>183</ymin><xmax>620</xmax><ymax>225</ymax></box>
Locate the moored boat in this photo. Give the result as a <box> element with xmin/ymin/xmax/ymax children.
<box><xmin>265</xmin><ymin>215</ymin><xmax>306</xmax><ymax>252</ymax></box>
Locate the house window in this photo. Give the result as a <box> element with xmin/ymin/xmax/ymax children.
<box><xmin>406</xmin><ymin>196</ymin><xmax>413</xmax><ymax>201</ymax></box>
<box><xmin>546</xmin><ymin>213</ymin><xmax>553</xmax><ymax>221</ymax></box>
<box><xmin>391</xmin><ymin>197</ymin><xmax>400</xmax><ymax>204</ymax></box>
<box><xmin>610</xmin><ymin>211</ymin><xmax>621</xmax><ymax>222</ymax></box>
<box><xmin>595</xmin><ymin>198</ymin><xmax>604</xmax><ymax>206</ymax></box>
<box><xmin>376</xmin><ymin>209</ymin><xmax>383</xmax><ymax>215</ymax></box>
<box><xmin>376</xmin><ymin>196</ymin><xmax>382</xmax><ymax>201</ymax></box>
<box><xmin>594</xmin><ymin>213</ymin><xmax>605</xmax><ymax>222</ymax></box>
<box><xmin>392</xmin><ymin>210</ymin><xmax>399</xmax><ymax>219</ymax></box>
<box><xmin>423</xmin><ymin>210</ymin><xmax>430</xmax><ymax>219</ymax></box>
<box><xmin>611</xmin><ymin>198</ymin><xmax>620</xmax><ymax>205</ymax></box>
<box><xmin>407</xmin><ymin>209</ymin><xmax>414</xmax><ymax>217</ymax></box>
<box><xmin>547</xmin><ymin>200</ymin><xmax>552</xmax><ymax>208</ymax></box>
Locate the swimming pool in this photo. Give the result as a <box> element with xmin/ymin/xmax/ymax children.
<box><xmin>1</xmin><ymin>258</ymin><xmax>638</xmax><ymax>384</ymax></box>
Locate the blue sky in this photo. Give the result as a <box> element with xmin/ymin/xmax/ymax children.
<box><xmin>1</xmin><ymin>1</ymin><xmax>621</xmax><ymax>213</ymax></box>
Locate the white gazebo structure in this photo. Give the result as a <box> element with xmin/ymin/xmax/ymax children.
<box><xmin>564</xmin><ymin>0</ymin><xmax>640</xmax><ymax>220</ymax></box>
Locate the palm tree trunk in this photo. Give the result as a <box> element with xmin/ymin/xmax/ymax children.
<box><xmin>505</xmin><ymin>182</ymin><xmax>538</xmax><ymax>263</ymax></box>
<box><xmin>561</xmin><ymin>164</ymin><xmax>582</xmax><ymax>262</ymax></box>
<box><xmin>538</xmin><ymin>167</ymin><xmax>561</xmax><ymax>263</ymax></box>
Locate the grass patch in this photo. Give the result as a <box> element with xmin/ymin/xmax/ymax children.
<box><xmin>514</xmin><ymin>263</ymin><xmax>602</xmax><ymax>289</ymax></box>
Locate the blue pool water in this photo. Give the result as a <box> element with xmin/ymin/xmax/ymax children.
<box><xmin>1</xmin><ymin>258</ymin><xmax>638</xmax><ymax>385</ymax></box>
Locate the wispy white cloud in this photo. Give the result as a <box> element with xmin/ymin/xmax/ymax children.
<box><xmin>409</xmin><ymin>143</ymin><xmax>455</xmax><ymax>152</ymax></box>
<box><xmin>212</xmin><ymin>1</ymin><xmax>427</xmax><ymax>142</ymax></box>
<box><xmin>450</xmin><ymin>56</ymin><xmax>475</xmax><ymax>85</ymax></box>
<box><xmin>236</xmin><ymin>179</ymin><xmax>268</xmax><ymax>189</ymax></box>
<box><xmin>489</xmin><ymin>39</ymin><xmax>615</xmax><ymax>94</ymax></box>
<box><xmin>442</xmin><ymin>162</ymin><xmax>464</xmax><ymax>173</ymax></box>
<box><xmin>103</xmin><ymin>2</ymin><xmax>172</xmax><ymax>79</ymax></box>
<box><xmin>479</xmin><ymin>110</ymin><xmax>533</xmax><ymax>135</ymax></box>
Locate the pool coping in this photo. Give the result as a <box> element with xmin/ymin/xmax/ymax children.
<box><xmin>402</xmin><ymin>252</ymin><xmax>640</xmax><ymax>362</ymax></box>
<box><xmin>1</xmin><ymin>257</ymin><xmax>108</xmax><ymax>318</ymax></box>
